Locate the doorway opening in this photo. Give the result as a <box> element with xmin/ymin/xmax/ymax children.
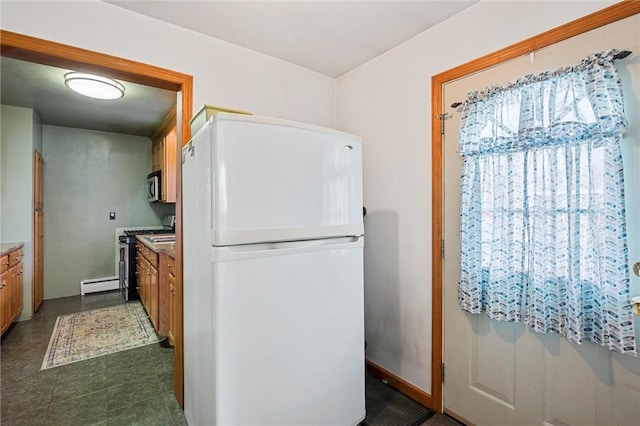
<box><xmin>0</xmin><ymin>30</ymin><xmax>193</xmax><ymax>407</ymax></box>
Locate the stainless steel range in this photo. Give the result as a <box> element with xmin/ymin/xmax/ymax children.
<box><xmin>119</xmin><ymin>215</ymin><xmax>174</xmax><ymax>301</ymax></box>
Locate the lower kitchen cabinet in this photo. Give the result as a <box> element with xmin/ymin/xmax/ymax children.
<box><xmin>1</xmin><ymin>270</ymin><xmax>10</xmax><ymax>334</ymax></box>
<box><xmin>136</xmin><ymin>240</ymin><xmax>176</xmax><ymax>345</ymax></box>
<box><xmin>1</xmin><ymin>246</ymin><xmax>24</xmax><ymax>335</ymax></box>
<box><xmin>159</xmin><ymin>253</ymin><xmax>176</xmax><ymax>346</ymax></box>
<box><xmin>10</xmin><ymin>262</ymin><xmax>23</xmax><ymax>320</ymax></box>
<box><xmin>149</xmin><ymin>261</ymin><xmax>158</xmax><ymax>329</ymax></box>
<box><xmin>136</xmin><ymin>242</ymin><xmax>159</xmax><ymax>331</ymax></box>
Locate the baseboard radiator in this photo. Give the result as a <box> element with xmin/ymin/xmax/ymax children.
<box><xmin>80</xmin><ymin>276</ymin><xmax>119</xmax><ymax>295</ymax></box>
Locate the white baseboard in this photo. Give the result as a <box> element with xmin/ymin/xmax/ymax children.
<box><xmin>80</xmin><ymin>276</ymin><xmax>119</xmax><ymax>295</ymax></box>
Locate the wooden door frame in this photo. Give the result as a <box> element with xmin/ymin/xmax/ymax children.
<box><xmin>33</xmin><ymin>150</ymin><xmax>44</xmax><ymax>313</ymax></box>
<box><xmin>0</xmin><ymin>30</ymin><xmax>193</xmax><ymax>407</ymax></box>
<box><xmin>430</xmin><ymin>0</ymin><xmax>640</xmax><ymax>414</ymax></box>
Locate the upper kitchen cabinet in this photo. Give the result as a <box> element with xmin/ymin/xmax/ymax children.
<box><xmin>151</xmin><ymin>106</ymin><xmax>177</xmax><ymax>203</ymax></box>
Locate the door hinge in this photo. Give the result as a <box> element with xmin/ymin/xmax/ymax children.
<box><xmin>441</xmin><ymin>239</ymin><xmax>445</xmax><ymax>259</ymax></box>
<box><xmin>441</xmin><ymin>363</ymin><xmax>445</xmax><ymax>383</ymax></box>
<box><xmin>439</xmin><ymin>113</ymin><xmax>451</xmax><ymax>135</ymax></box>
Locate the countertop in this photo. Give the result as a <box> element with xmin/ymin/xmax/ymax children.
<box><xmin>0</xmin><ymin>242</ymin><xmax>24</xmax><ymax>258</ymax></box>
<box><xmin>136</xmin><ymin>235</ymin><xmax>175</xmax><ymax>259</ymax></box>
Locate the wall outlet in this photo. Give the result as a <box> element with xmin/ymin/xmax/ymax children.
<box><xmin>109</xmin><ymin>211</ymin><xmax>116</xmax><ymax>220</ymax></box>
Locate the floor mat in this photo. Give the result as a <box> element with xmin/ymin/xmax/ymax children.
<box><xmin>41</xmin><ymin>301</ymin><xmax>162</xmax><ymax>369</ymax></box>
<box><xmin>361</xmin><ymin>374</ymin><xmax>435</xmax><ymax>426</ymax></box>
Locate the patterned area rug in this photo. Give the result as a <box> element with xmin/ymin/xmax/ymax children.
<box><xmin>41</xmin><ymin>302</ymin><xmax>161</xmax><ymax>370</ymax></box>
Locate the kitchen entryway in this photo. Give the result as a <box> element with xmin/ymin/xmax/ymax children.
<box><xmin>0</xmin><ymin>291</ymin><xmax>185</xmax><ymax>425</ymax></box>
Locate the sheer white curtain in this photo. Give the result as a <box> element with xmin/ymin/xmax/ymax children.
<box><xmin>458</xmin><ymin>50</ymin><xmax>635</xmax><ymax>356</ymax></box>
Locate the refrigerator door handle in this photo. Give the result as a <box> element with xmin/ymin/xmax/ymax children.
<box><xmin>214</xmin><ymin>236</ymin><xmax>364</xmax><ymax>261</ymax></box>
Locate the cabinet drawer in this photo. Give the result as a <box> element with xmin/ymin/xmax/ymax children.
<box><xmin>9</xmin><ymin>249</ymin><xmax>23</xmax><ymax>268</ymax></box>
<box><xmin>0</xmin><ymin>255</ymin><xmax>8</xmax><ymax>275</ymax></box>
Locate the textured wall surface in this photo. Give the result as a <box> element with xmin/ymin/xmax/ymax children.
<box><xmin>42</xmin><ymin>125</ymin><xmax>172</xmax><ymax>298</ymax></box>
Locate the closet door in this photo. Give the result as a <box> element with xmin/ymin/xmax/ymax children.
<box><xmin>33</xmin><ymin>150</ymin><xmax>44</xmax><ymax>312</ymax></box>
<box><xmin>442</xmin><ymin>15</ymin><xmax>640</xmax><ymax>425</ymax></box>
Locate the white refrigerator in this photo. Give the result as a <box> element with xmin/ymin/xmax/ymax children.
<box><xmin>182</xmin><ymin>113</ymin><xmax>365</xmax><ymax>426</ymax></box>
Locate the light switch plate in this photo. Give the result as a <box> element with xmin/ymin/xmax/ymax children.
<box><xmin>109</xmin><ymin>211</ymin><xmax>116</xmax><ymax>220</ymax></box>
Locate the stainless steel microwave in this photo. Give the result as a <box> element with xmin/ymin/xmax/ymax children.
<box><xmin>147</xmin><ymin>170</ymin><xmax>161</xmax><ymax>202</ymax></box>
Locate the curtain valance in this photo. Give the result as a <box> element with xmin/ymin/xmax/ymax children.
<box><xmin>459</xmin><ymin>50</ymin><xmax>627</xmax><ymax>156</ymax></box>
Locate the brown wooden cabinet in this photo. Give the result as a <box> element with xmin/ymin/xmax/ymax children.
<box><xmin>135</xmin><ymin>247</ymin><xmax>146</xmax><ymax>309</ymax></box>
<box><xmin>151</xmin><ymin>107</ymin><xmax>177</xmax><ymax>203</ymax></box>
<box><xmin>136</xmin><ymin>241</ymin><xmax>159</xmax><ymax>331</ymax></box>
<box><xmin>1</xmin><ymin>247</ymin><xmax>24</xmax><ymax>335</ymax></box>
<box><xmin>149</xmin><ymin>261</ymin><xmax>158</xmax><ymax>329</ymax></box>
<box><xmin>158</xmin><ymin>253</ymin><xmax>176</xmax><ymax>346</ymax></box>
<box><xmin>10</xmin><ymin>262</ymin><xmax>23</xmax><ymax>321</ymax></box>
<box><xmin>136</xmin><ymin>241</ymin><xmax>177</xmax><ymax>347</ymax></box>
<box><xmin>0</xmin><ymin>254</ymin><xmax>8</xmax><ymax>333</ymax></box>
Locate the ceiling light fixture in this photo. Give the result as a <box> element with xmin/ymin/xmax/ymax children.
<box><xmin>64</xmin><ymin>72</ymin><xmax>125</xmax><ymax>100</ymax></box>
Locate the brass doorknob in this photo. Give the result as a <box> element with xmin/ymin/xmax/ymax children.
<box><xmin>633</xmin><ymin>262</ymin><xmax>640</xmax><ymax>277</ymax></box>
<box><xmin>632</xmin><ymin>296</ymin><xmax>640</xmax><ymax>316</ymax></box>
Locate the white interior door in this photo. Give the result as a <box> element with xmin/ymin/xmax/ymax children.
<box><xmin>443</xmin><ymin>15</ymin><xmax>640</xmax><ymax>425</ymax></box>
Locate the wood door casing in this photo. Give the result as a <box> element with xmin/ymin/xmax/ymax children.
<box><xmin>33</xmin><ymin>150</ymin><xmax>44</xmax><ymax>312</ymax></box>
<box><xmin>168</xmin><ymin>270</ymin><xmax>176</xmax><ymax>346</ymax></box>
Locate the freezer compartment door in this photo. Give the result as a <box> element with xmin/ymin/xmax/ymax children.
<box><xmin>212</xmin><ymin>238</ymin><xmax>365</xmax><ymax>425</ymax></box>
<box><xmin>209</xmin><ymin>115</ymin><xmax>363</xmax><ymax>245</ymax></box>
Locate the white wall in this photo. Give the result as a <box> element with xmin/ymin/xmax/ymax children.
<box><xmin>0</xmin><ymin>0</ymin><xmax>335</xmax><ymax>128</ymax></box>
<box><xmin>336</xmin><ymin>0</ymin><xmax>616</xmax><ymax>392</ymax></box>
<box><xmin>0</xmin><ymin>105</ymin><xmax>41</xmax><ymax>320</ymax></box>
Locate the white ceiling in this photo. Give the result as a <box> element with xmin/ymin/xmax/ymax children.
<box><xmin>0</xmin><ymin>57</ymin><xmax>177</xmax><ymax>136</ymax></box>
<box><xmin>1</xmin><ymin>1</ymin><xmax>478</xmax><ymax>135</ymax></box>
<box><xmin>105</xmin><ymin>0</ymin><xmax>478</xmax><ymax>78</ymax></box>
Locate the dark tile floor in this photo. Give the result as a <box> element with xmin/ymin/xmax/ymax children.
<box><xmin>0</xmin><ymin>291</ymin><xmax>186</xmax><ymax>426</ymax></box>
<box><xmin>1</xmin><ymin>290</ymin><xmax>461</xmax><ymax>426</ymax></box>
<box><xmin>421</xmin><ymin>412</ymin><xmax>465</xmax><ymax>426</ymax></box>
